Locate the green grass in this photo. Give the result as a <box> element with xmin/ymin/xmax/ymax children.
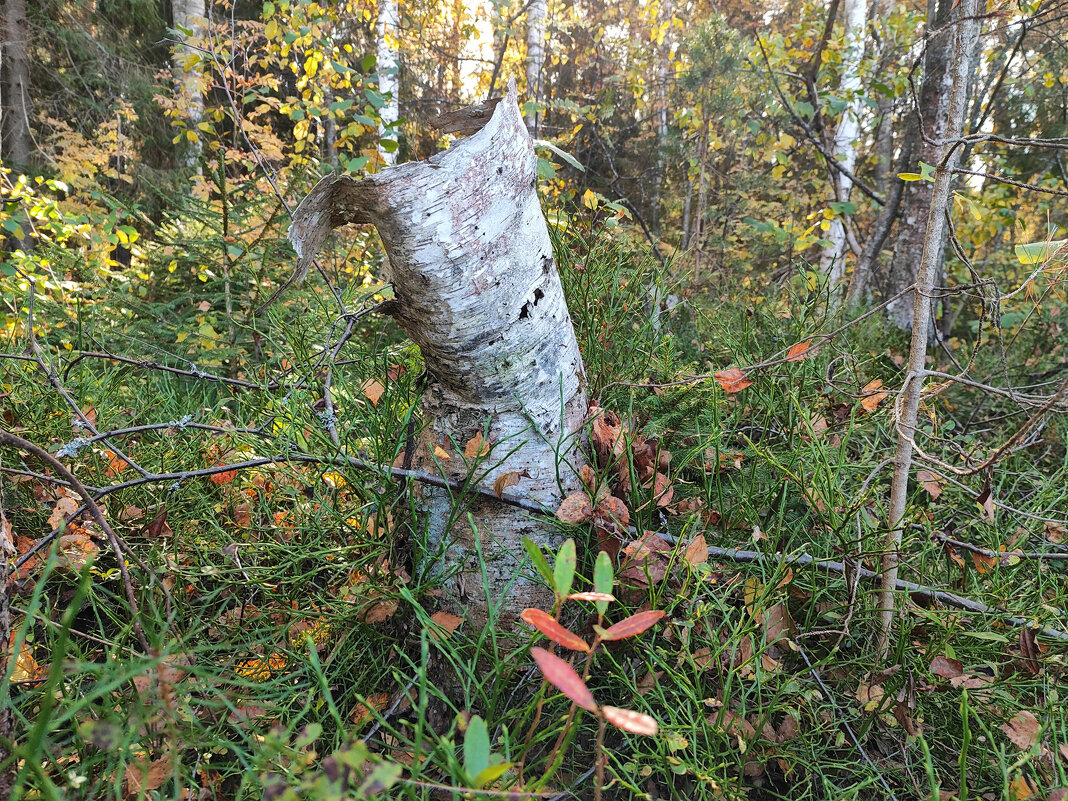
<box><xmin>2</xmin><ymin>218</ymin><xmax>1068</xmax><ymax>800</ymax></box>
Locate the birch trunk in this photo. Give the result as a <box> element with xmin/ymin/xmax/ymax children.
<box><xmin>524</xmin><ymin>0</ymin><xmax>547</xmax><ymax>136</ymax></box>
<box><xmin>819</xmin><ymin>0</ymin><xmax>869</xmax><ymax>292</ymax></box>
<box><xmin>876</xmin><ymin>0</ymin><xmax>981</xmax><ymax>658</ymax></box>
<box><xmin>376</xmin><ymin>0</ymin><xmax>400</xmax><ymax>166</ymax></box>
<box><xmin>171</xmin><ymin>0</ymin><xmax>206</xmax><ymax>169</ymax></box>
<box><xmin>288</xmin><ymin>81</ymin><xmax>587</xmax><ymax>627</ymax></box>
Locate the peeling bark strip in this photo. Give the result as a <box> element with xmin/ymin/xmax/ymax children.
<box><xmin>289</xmin><ymin>80</ymin><xmax>587</xmax><ymax>626</ymax></box>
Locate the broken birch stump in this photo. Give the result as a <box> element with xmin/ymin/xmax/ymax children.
<box><xmin>288</xmin><ymin>79</ymin><xmax>588</xmax><ymax>627</ymax></box>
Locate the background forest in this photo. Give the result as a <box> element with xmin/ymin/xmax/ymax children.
<box><xmin>2</xmin><ymin>0</ymin><xmax>1068</xmax><ymax>799</ymax></box>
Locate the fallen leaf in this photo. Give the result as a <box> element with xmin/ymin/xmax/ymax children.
<box><xmin>859</xmin><ymin>378</ymin><xmax>889</xmax><ymax>411</ymax></box>
<box><xmin>589</xmin><ymin>407</ymin><xmax>626</xmax><ymax>468</ymax></box>
<box><xmin>103</xmin><ymin>449</ymin><xmax>128</xmax><ymax>477</ymax></box>
<box><xmin>432</xmin><ymin>444</ymin><xmax>451</xmax><ymax>460</ymax></box>
<box><xmin>556</xmin><ymin>491</ymin><xmax>593</xmax><ymax>524</ymax></box>
<box><xmin>530</xmin><ymin>647</ymin><xmax>598</xmax><ymax>711</ymax></box>
<box><xmin>714</xmin><ymin>367</ymin><xmax>752</xmax><ymax>393</ymax></box>
<box><xmin>463</xmin><ymin>431</ymin><xmax>490</xmax><ymax>459</ymax></box>
<box><xmin>58</xmin><ymin>531</ymin><xmax>100</xmax><ymax>573</ymax></box>
<box><xmin>0</xmin><ymin>512</ymin><xmax>13</xmax><ymax>556</ymax></box>
<box><xmin>429</xmin><ymin>611</ymin><xmax>464</xmax><ymax>639</ymax></box>
<box><xmin>47</xmin><ymin>495</ymin><xmax>79</xmax><ymax>531</ymax></box>
<box><xmin>361</xmin><ymin>379</ymin><xmax>385</xmax><ymax>406</ymax></box>
<box><xmin>567</xmin><ymin>591</ymin><xmax>615</xmax><ymax>603</ymax></box>
<box><xmin>684</xmin><ymin>534</ymin><xmax>709</xmax><ymax>566</ymax></box>
<box><xmin>10</xmin><ymin>642</ymin><xmax>43</xmax><ymax>682</ymax></box>
<box><xmin>602</xmin><ymin>706</ymin><xmax>658</xmax><ymax>736</ymax></box>
<box><xmin>125</xmin><ymin>754</ymin><xmax>172</xmax><ymax>795</ymax></box>
<box><xmin>361</xmin><ymin>598</ymin><xmax>399</xmax><ymax>624</ymax></box>
<box><xmin>145</xmin><ymin>512</ymin><xmax>172</xmax><ymax>539</ymax></box>
<box><xmin>785</xmin><ymin>340</ymin><xmax>811</xmax><ymax>361</ymax></box>
<box><xmin>521</xmin><ymin>608</ymin><xmax>590</xmax><ymax>652</ymax></box>
<box><xmin>493</xmin><ymin>470</ymin><xmax>529</xmax><ymax>498</ymax></box>
<box><xmin>917</xmin><ymin>469</ymin><xmax>943</xmax><ymax>499</ymax></box>
<box><xmin>929</xmin><ymin>656</ymin><xmax>964</xmax><ymax>679</ymax></box>
<box><xmin>1003</xmin><ymin>711</ymin><xmax>1041</xmax><ymax>750</ymax></box>
<box><xmin>1009</xmin><ymin>773</ymin><xmax>1039</xmax><ymax>800</ymax></box>
<box><xmin>351</xmin><ymin>692</ymin><xmax>392</xmax><ymax>727</ymax></box>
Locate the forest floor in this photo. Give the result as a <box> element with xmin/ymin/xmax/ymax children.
<box><xmin>3</xmin><ymin>225</ymin><xmax>1068</xmax><ymax>800</ymax></box>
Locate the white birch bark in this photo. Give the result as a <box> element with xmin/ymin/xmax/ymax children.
<box><xmin>524</xmin><ymin>0</ymin><xmax>547</xmax><ymax>135</ymax></box>
<box><xmin>171</xmin><ymin>0</ymin><xmax>206</xmax><ymax>169</ymax></box>
<box><xmin>289</xmin><ymin>80</ymin><xmax>587</xmax><ymax>626</ymax></box>
<box><xmin>876</xmin><ymin>0</ymin><xmax>981</xmax><ymax>658</ymax></box>
<box><xmin>376</xmin><ymin>0</ymin><xmax>400</xmax><ymax>166</ymax></box>
<box><xmin>819</xmin><ymin>0</ymin><xmax>869</xmax><ymax>291</ymax></box>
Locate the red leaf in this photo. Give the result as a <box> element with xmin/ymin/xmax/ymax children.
<box><xmin>520</xmin><ymin>609</ymin><xmax>590</xmax><ymax>652</ymax></box>
<box><xmin>530</xmin><ymin>647</ymin><xmax>598</xmax><ymax>711</ymax></box>
<box><xmin>602</xmin><ymin>705</ymin><xmax>658</xmax><ymax>736</ymax></box>
<box><xmin>714</xmin><ymin>367</ymin><xmax>752</xmax><ymax>393</ymax></box>
<box><xmin>785</xmin><ymin>340</ymin><xmax>811</xmax><ymax>362</ymax></box>
<box><xmin>599</xmin><ymin>610</ymin><xmax>665</xmax><ymax>641</ymax></box>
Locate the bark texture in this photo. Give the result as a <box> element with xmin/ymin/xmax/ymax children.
<box><xmin>877</xmin><ymin>0</ymin><xmax>980</xmax><ymax>658</ymax></box>
<box><xmin>289</xmin><ymin>80</ymin><xmax>587</xmax><ymax>626</ymax></box>
<box><xmin>885</xmin><ymin>0</ymin><xmax>956</xmax><ymax>330</ymax></box>
<box><xmin>1</xmin><ymin>0</ymin><xmax>31</xmax><ymax>169</ymax></box>
<box><xmin>376</xmin><ymin>0</ymin><xmax>400</xmax><ymax>165</ymax></box>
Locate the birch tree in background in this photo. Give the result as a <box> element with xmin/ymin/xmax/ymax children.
<box><xmin>819</xmin><ymin>0</ymin><xmax>869</xmax><ymax>292</ymax></box>
<box><xmin>524</xmin><ymin>0</ymin><xmax>547</xmax><ymax>136</ymax></box>
<box><xmin>170</xmin><ymin>0</ymin><xmax>206</xmax><ymax>169</ymax></box>
<box><xmin>377</xmin><ymin>0</ymin><xmax>400</xmax><ymax>166</ymax></box>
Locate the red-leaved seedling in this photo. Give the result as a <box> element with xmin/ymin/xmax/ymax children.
<box><xmin>521</xmin><ymin>608</ymin><xmax>590</xmax><ymax>652</ymax></box>
<box><xmin>530</xmin><ymin>647</ymin><xmax>598</xmax><ymax>712</ymax></box>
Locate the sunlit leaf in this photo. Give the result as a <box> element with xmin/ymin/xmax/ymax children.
<box><xmin>714</xmin><ymin>367</ymin><xmax>752</xmax><ymax>393</ymax></box>
<box><xmin>602</xmin><ymin>706</ymin><xmax>658</xmax><ymax>735</ymax></box>
<box><xmin>520</xmin><ymin>608</ymin><xmax>590</xmax><ymax>651</ymax></box>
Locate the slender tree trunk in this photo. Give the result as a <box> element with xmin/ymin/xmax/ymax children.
<box><xmin>377</xmin><ymin>0</ymin><xmax>400</xmax><ymax>166</ymax></box>
<box><xmin>877</xmin><ymin>0</ymin><xmax>981</xmax><ymax>659</ymax></box>
<box><xmin>524</xmin><ymin>0</ymin><xmax>547</xmax><ymax>136</ymax></box>
<box><xmin>171</xmin><ymin>0</ymin><xmax>206</xmax><ymax>169</ymax></box>
<box><xmin>288</xmin><ymin>81</ymin><xmax>587</xmax><ymax>627</ymax></box>
<box><xmin>885</xmin><ymin>0</ymin><xmax>958</xmax><ymax>330</ymax></box>
<box><xmin>1</xmin><ymin>0</ymin><xmax>31</xmax><ymax>170</ymax></box>
<box><xmin>819</xmin><ymin>0</ymin><xmax>869</xmax><ymax>292</ymax></box>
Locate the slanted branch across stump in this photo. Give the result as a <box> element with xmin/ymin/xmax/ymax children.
<box><xmin>288</xmin><ymin>79</ymin><xmax>588</xmax><ymax>627</ymax></box>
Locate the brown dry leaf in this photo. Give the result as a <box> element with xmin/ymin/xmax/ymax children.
<box><xmin>361</xmin><ymin>379</ymin><xmax>385</xmax><ymax>406</ymax></box>
<box><xmin>785</xmin><ymin>340</ymin><xmax>811</xmax><ymax>362</ymax></box>
<box><xmin>859</xmin><ymin>378</ymin><xmax>889</xmax><ymax>411</ymax></box>
<box><xmin>145</xmin><ymin>512</ymin><xmax>172</xmax><ymax>539</ymax></box>
<box><xmin>77</xmin><ymin>404</ymin><xmax>98</xmax><ymax>427</ymax></box>
<box><xmin>197</xmin><ymin>300</ymin><xmax>212</xmax><ymax>311</ymax></box>
<box><xmin>714</xmin><ymin>367</ymin><xmax>752</xmax><ymax>393</ymax></box>
<box><xmin>58</xmin><ymin>531</ymin><xmax>100</xmax><ymax>573</ymax></box>
<box><xmin>103</xmin><ymin>450</ymin><xmax>128</xmax><ymax>477</ymax></box>
<box><xmin>233</xmin><ymin>504</ymin><xmax>253</xmax><ymax>528</ymax></box>
<box><xmin>429</xmin><ymin>611</ymin><xmax>464</xmax><ymax>640</ymax></box>
<box><xmin>118</xmin><ymin>505</ymin><xmax>143</xmax><ymax>522</ymax></box>
<box><xmin>620</xmin><ymin>532</ymin><xmax>672</xmax><ymax>586</ymax></box>
<box><xmin>653</xmin><ymin>471</ymin><xmax>674</xmax><ymax>507</ymax></box>
<box><xmin>1047</xmin><ymin>788</ymin><xmax>1068</xmax><ymax>801</ymax></box>
<box><xmin>1009</xmin><ymin>774</ymin><xmax>1039</xmax><ymax>800</ymax></box>
<box><xmin>1017</xmin><ymin>628</ymin><xmax>1043</xmax><ymax>676</ymax></box>
<box><xmin>929</xmin><ymin>656</ymin><xmax>964</xmax><ymax>679</ymax></box>
<box><xmin>977</xmin><ymin>485</ymin><xmax>997</xmax><ymax>522</ymax></box>
<box><xmin>579</xmin><ymin>463</ymin><xmax>597</xmax><ymax>488</ymax></box>
<box><xmin>432</xmin><ymin>444</ymin><xmax>451</xmax><ymax>461</ymax></box>
<box><xmin>777</xmin><ymin>714</ymin><xmax>799</xmax><ymax>742</ymax></box>
<box><xmin>763</xmin><ymin>603</ymin><xmax>793</xmax><ymax>645</ymax></box>
<box><xmin>48</xmin><ymin>495</ymin><xmax>79</xmax><ymax>531</ymax></box>
<box><xmin>684</xmin><ymin>534</ymin><xmax>709</xmax><ymax>567</ymax></box>
<box><xmin>917</xmin><ymin>469</ymin><xmax>943</xmax><ymax>499</ymax></box>
<box><xmin>589</xmin><ymin>407</ymin><xmax>626</xmax><ymax>468</ymax></box>
<box><xmin>352</xmin><ymin>692</ymin><xmax>392</xmax><ymax>728</ymax></box>
<box><xmin>556</xmin><ymin>491</ymin><xmax>593</xmax><ymax>524</ymax></box>
<box><xmin>1003</xmin><ymin>711</ymin><xmax>1042</xmax><ymax>750</ymax></box>
<box><xmin>970</xmin><ymin>550</ymin><xmax>997</xmax><ymax>574</ymax></box>
<box><xmin>361</xmin><ymin>599</ymin><xmax>400</xmax><ymax>624</ymax></box>
<box><xmin>125</xmin><ymin>754</ymin><xmax>172</xmax><ymax>795</ymax></box>
<box><xmin>593</xmin><ymin>495</ymin><xmax>630</xmax><ymax>528</ymax></box>
<box><xmin>463</xmin><ymin>431</ymin><xmax>491</xmax><ymax>459</ymax></box>
<box><xmin>857</xmin><ymin>680</ymin><xmax>886</xmax><ymax>713</ymax></box>
<box><xmin>636</xmin><ymin>669</ymin><xmax>663</xmax><ymax>695</ymax></box>
<box><xmin>10</xmin><ymin>641</ymin><xmax>44</xmax><ymax>682</ymax></box>
<box><xmin>493</xmin><ymin>470</ymin><xmax>529</xmax><ymax>498</ymax></box>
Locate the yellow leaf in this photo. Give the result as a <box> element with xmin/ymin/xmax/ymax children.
<box><xmin>582</xmin><ymin>189</ymin><xmax>599</xmax><ymax>210</ymax></box>
<box><xmin>432</xmin><ymin>444</ymin><xmax>451</xmax><ymax>461</ymax></box>
<box><xmin>293</xmin><ymin>118</ymin><xmax>310</xmax><ymax>141</ymax></box>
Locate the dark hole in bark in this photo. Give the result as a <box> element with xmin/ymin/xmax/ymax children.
<box><xmin>533</xmin><ymin>288</ymin><xmax>544</xmax><ymax>306</ymax></box>
<box><xmin>519</xmin><ymin>302</ymin><xmax>531</xmax><ymax>320</ymax></box>
<box><xmin>497</xmin><ymin>166</ymin><xmax>503</xmax><ymax>175</ymax></box>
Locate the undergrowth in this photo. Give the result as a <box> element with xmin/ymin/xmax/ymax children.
<box><xmin>2</xmin><ymin>219</ymin><xmax>1067</xmax><ymax>800</ymax></box>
